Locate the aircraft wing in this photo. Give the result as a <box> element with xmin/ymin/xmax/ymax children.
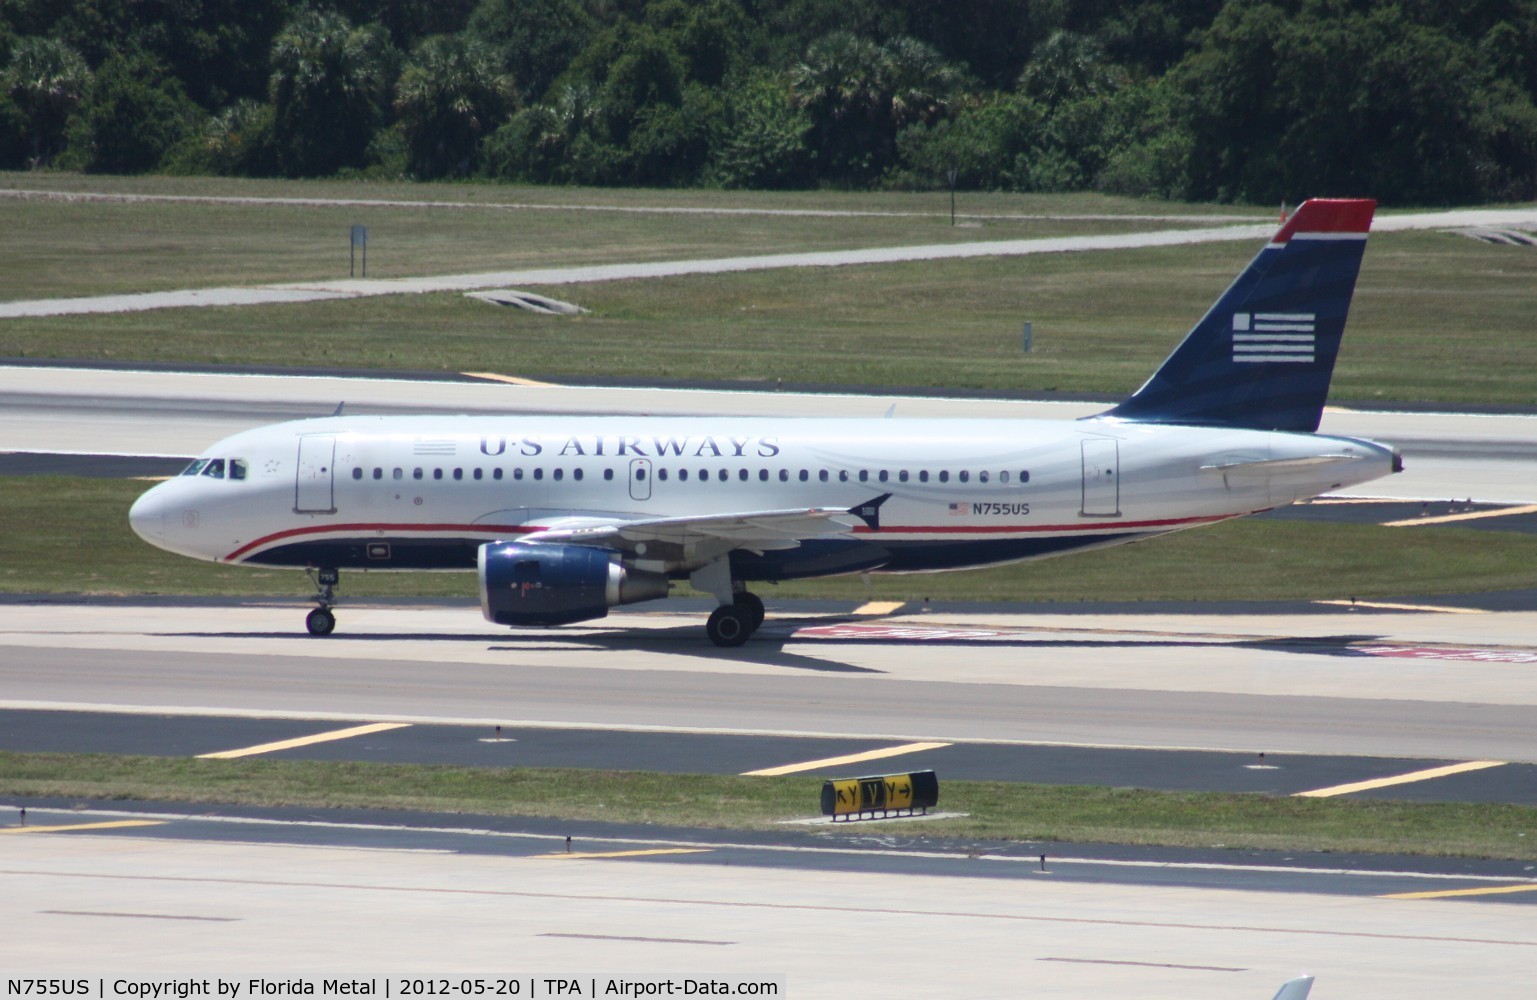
<box><xmin>520</xmin><ymin>506</ymin><xmax>866</xmax><ymax>557</ymax></box>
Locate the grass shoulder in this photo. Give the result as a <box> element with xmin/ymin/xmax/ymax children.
<box><xmin>3</xmin><ymin>752</ymin><xmax>1531</xmax><ymax>860</ymax></box>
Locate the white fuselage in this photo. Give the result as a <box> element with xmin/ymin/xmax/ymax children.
<box><xmin>128</xmin><ymin>413</ymin><xmax>1399</xmax><ymax>579</ymax></box>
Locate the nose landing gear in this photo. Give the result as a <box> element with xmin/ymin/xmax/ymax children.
<box><xmin>305</xmin><ymin>567</ymin><xmax>339</xmax><ymax>636</ymax></box>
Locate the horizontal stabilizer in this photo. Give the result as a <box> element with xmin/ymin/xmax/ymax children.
<box><xmin>1200</xmin><ymin>454</ymin><xmax>1359</xmax><ymax>475</ymax></box>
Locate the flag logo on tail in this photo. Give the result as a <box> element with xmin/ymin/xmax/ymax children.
<box><xmin>1232</xmin><ymin>312</ymin><xmax>1316</xmax><ymax>363</ymax></box>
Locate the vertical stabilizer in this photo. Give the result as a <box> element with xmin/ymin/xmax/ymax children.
<box><xmin>1106</xmin><ymin>198</ymin><xmax>1375</xmax><ymax>432</ymax></box>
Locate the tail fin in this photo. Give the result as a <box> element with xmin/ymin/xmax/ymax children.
<box><xmin>1105</xmin><ymin>198</ymin><xmax>1375</xmax><ymax>432</ymax></box>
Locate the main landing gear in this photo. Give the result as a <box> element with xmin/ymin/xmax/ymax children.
<box><xmin>305</xmin><ymin>567</ymin><xmax>339</xmax><ymax>636</ymax></box>
<box><xmin>692</xmin><ymin>557</ymin><xmax>765</xmax><ymax>648</ymax></box>
<box><xmin>705</xmin><ymin>591</ymin><xmax>765</xmax><ymax>648</ymax></box>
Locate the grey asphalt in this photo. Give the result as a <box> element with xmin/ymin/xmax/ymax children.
<box><xmin>6</xmin><ymin>708</ymin><xmax>1536</xmax><ymax>805</ymax></box>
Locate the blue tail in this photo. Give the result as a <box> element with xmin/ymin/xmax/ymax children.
<box><xmin>1105</xmin><ymin>198</ymin><xmax>1375</xmax><ymax>433</ymax></box>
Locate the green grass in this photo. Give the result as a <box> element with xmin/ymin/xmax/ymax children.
<box><xmin>4</xmin><ymin>175</ymin><xmax>1535</xmax><ymax>405</ymax></box>
<box><xmin>4</xmin><ymin>752</ymin><xmax>1532</xmax><ymax>858</ymax></box>
<box><xmin>3</xmin><ymin>475</ymin><xmax>1532</xmax><ymax>602</ymax></box>
<box><xmin>0</xmin><ymin>175</ymin><xmax>1217</xmax><ymax>300</ymax></box>
<box><xmin>6</xmin><ymin>232</ymin><xmax>1535</xmax><ymax>406</ymax></box>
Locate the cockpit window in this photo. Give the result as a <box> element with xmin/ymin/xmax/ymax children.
<box><xmin>201</xmin><ymin>458</ymin><xmax>226</xmax><ymax>479</ymax></box>
<box><xmin>230</xmin><ymin>459</ymin><xmax>248</xmax><ymax>481</ymax></box>
<box><xmin>180</xmin><ymin>459</ymin><xmax>209</xmax><ymax>476</ymax></box>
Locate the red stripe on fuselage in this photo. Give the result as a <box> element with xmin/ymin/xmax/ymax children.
<box><xmin>224</xmin><ymin>512</ymin><xmax>1242</xmax><ymax>563</ymax></box>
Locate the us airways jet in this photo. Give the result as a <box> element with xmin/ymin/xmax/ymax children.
<box><xmin>129</xmin><ymin>198</ymin><xmax>1399</xmax><ymax>646</ymax></box>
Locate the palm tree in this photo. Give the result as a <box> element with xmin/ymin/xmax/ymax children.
<box><xmin>2</xmin><ymin>37</ymin><xmax>91</xmax><ymax>166</ymax></box>
<box><xmin>268</xmin><ymin>8</ymin><xmax>395</xmax><ymax>176</ymax></box>
<box><xmin>394</xmin><ymin>35</ymin><xmax>513</xmax><ymax>179</ymax></box>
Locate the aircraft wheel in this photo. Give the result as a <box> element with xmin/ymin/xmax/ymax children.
<box><xmin>734</xmin><ymin>591</ymin><xmax>765</xmax><ymax>632</ymax></box>
<box><xmin>306</xmin><ymin>607</ymin><xmax>336</xmax><ymax>636</ymax></box>
<box><xmin>706</xmin><ymin>604</ymin><xmax>752</xmax><ymax>647</ymax></box>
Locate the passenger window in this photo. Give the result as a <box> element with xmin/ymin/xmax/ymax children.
<box><xmin>878</xmin><ymin>470</ymin><xmax>888</xmax><ymax>483</ymax></box>
<box><xmin>680</xmin><ymin>469</ymin><xmax>689</xmax><ymax>481</ymax></box>
<box><xmin>759</xmin><ymin>469</ymin><xmax>769</xmax><ymax>481</ymax></box>
<box><xmin>739</xmin><ymin>469</ymin><xmax>749</xmax><ymax>481</ymax></box>
<box><xmin>393</xmin><ymin>468</ymin><xmax>403</xmax><ymax>480</ymax></box>
<box><xmin>717</xmin><ymin>469</ymin><xmax>728</xmax><ymax>481</ymax></box>
<box><xmin>898</xmin><ymin>470</ymin><xmax>908</xmax><ymax>482</ymax></box>
<box><xmin>819</xmin><ymin>470</ymin><xmax>829</xmax><ymax>482</ymax></box>
<box><xmin>839</xmin><ymin>470</ymin><xmax>849</xmax><ymax>483</ymax></box>
<box><xmin>434</xmin><ymin>468</ymin><xmax>443</xmax><ymax>480</ymax></box>
<box><xmin>373</xmin><ymin>468</ymin><xmax>383</xmax><ymax>480</ymax></box>
<box><xmin>533</xmin><ymin>468</ymin><xmax>543</xmax><ymax>480</ymax></box>
<box><xmin>573</xmin><ymin>468</ymin><xmax>583</xmax><ymax>481</ymax></box>
<box><xmin>603</xmin><ymin>469</ymin><xmax>613</xmax><ymax>481</ymax></box>
<box><xmin>919</xmin><ymin>470</ymin><xmax>929</xmax><ymax>483</ymax></box>
<box><xmin>553</xmin><ymin>468</ymin><xmax>563</xmax><ymax>481</ymax></box>
<box><xmin>453</xmin><ymin>468</ymin><xmax>463</xmax><ymax>481</ymax></box>
<box><xmin>1000</xmin><ymin>471</ymin><xmax>1010</xmax><ymax>483</ymax></box>
<box><xmin>514</xmin><ymin>468</ymin><xmax>524</xmax><ymax>480</ymax></box>
<box><xmin>230</xmin><ymin>459</ymin><xmax>247</xmax><ymax>481</ymax></box>
<box><xmin>779</xmin><ymin>469</ymin><xmax>789</xmax><ymax>482</ymax></box>
<box><xmin>413</xmin><ymin>468</ymin><xmax>423</xmax><ymax>480</ymax></box>
<box><xmin>201</xmin><ymin>459</ymin><xmax>225</xmax><ymax>479</ymax></box>
<box><xmin>659</xmin><ymin>468</ymin><xmax>668</xmax><ymax>481</ymax></box>
<box><xmin>858</xmin><ymin>470</ymin><xmax>869</xmax><ymax>483</ymax></box>
<box><xmin>474</xmin><ymin>468</ymin><xmax>484</xmax><ymax>481</ymax></box>
<box><xmin>799</xmin><ymin>470</ymin><xmax>809</xmax><ymax>482</ymax></box>
<box><xmin>493</xmin><ymin>468</ymin><xmax>503</xmax><ymax>480</ymax></box>
<box><xmin>352</xmin><ymin>468</ymin><xmax>363</xmax><ymax>480</ymax></box>
<box><xmin>979</xmin><ymin>471</ymin><xmax>989</xmax><ymax>483</ymax></box>
<box><xmin>938</xmin><ymin>471</ymin><xmax>949</xmax><ymax>483</ymax></box>
<box><xmin>1020</xmin><ymin>470</ymin><xmax>1030</xmax><ymax>483</ymax></box>
<box><xmin>959</xmin><ymin>471</ymin><xmax>969</xmax><ymax>483</ymax></box>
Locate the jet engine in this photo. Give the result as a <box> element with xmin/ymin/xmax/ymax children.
<box><xmin>477</xmin><ymin>542</ymin><xmax>670</xmax><ymax>627</ymax></box>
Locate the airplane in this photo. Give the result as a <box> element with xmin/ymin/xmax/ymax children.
<box><xmin>128</xmin><ymin>198</ymin><xmax>1400</xmax><ymax>647</ymax></box>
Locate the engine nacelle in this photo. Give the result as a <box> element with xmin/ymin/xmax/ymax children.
<box><xmin>478</xmin><ymin>542</ymin><xmax>670</xmax><ymax>627</ymax></box>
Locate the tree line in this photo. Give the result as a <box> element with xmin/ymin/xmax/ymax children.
<box><xmin>4</xmin><ymin>0</ymin><xmax>1536</xmax><ymax>205</ymax></box>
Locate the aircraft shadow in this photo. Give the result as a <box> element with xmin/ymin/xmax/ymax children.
<box><xmin>163</xmin><ymin>623</ymin><xmax>1394</xmax><ymax>674</ymax></box>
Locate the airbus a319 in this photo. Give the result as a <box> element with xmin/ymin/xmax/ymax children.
<box><xmin>129</xmin><ymin>198</ymin><xmax>1400</xmax><ymax>646</ymax></box>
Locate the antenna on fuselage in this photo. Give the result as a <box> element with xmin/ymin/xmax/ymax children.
<box><xmin>331</xmin><ymin>401</ymin><xmax>345</xmax><ymax>417</ymax></box>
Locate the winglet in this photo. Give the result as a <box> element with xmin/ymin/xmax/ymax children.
<box><xmin>849</xmin><ymin>493</ymin><xmax>893</xmax><ymax>530</ymax></box>
<box><xmin>1269</xmin><ymin>975</ymin><xmax>1314</xmax><ymax>1000</ymax></box>
<box><xmin>1104</xmin><ymin>198</ymin><xmax>1376</xmax><ymax>433</ymax></box>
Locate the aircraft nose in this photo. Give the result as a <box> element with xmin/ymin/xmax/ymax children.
<box><xmin>129</xmin><ymin>487</ymin><xmax>165</xmax><ymax>543</ymax></box>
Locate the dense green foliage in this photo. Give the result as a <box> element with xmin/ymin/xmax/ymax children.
<box><xmin>4</xmin><ymin>0</ymin><xmax>1537</xmax><ymax>203</ymax></box>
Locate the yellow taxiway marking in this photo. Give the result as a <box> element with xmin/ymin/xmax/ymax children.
<box><xmin>1383</xmin><ymin>883</ymin><xmax>1537</xmax><ymax>900</ymax></box>
<box><xmin>852</xmin><ymin>601</ymin><xmax>905</xmax><ymax>616</ymax></box>
<box><xmin>198</xmin><ymin>723</ymin><xmax>411</xmax><ymax>760</ymax></box>
<box><xmin>462</xmin><ymin>372</ymin><xmax>560</xmax><ymax>388</ymax></box>
<box><xmin>534</xmin><ymin>849</ymin><xmax>712</xmax><ymax>860</ymax></box>
<box><xmin>742</xmin><ymin>741</ymin><xmax>951</xmax><ymax>777</ymax></box>
<box><xmin>1293</xmin><ymin>760</ymin><xmax>1506</xmax><ymax>799</ymax></box>
<box><xmin>3</xmin><ymin>820</ymin><xmax>165</xmax><ymax>834</ymax></box>
<box><xmin>1315</xmin><ymin>599</ymin><xmax>1485</xmax><ymax>614</ymax></box>
<box><xmin>1381</xmin><ymin>503</ymin><xmax>1537</xmax><ymax>528</ymax></box>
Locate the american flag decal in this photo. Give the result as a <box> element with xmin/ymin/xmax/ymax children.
<box><xmin>1231</xmin><ymin>312</ymin><xmax>1316</xmax><ymax>363</ymax></box>
<box><xmin>949</xmin><ymin>502</ymin><xmax>970</xmax><ymax>515</ymax></box>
